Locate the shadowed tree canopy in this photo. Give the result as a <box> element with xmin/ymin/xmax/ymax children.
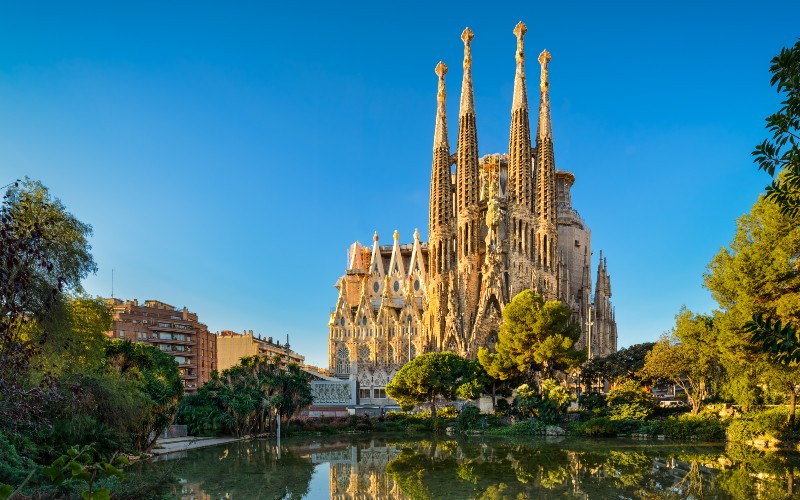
<box><xmin>479</xmin><ymin>290</ymin><xmax>581</xmax><ymax>383</ymax></box>
<box><xmin>105</xmin><ymin>340</ymin><xmax>184</xmax><ymax>451</ymax></box>
<box><xmin>385</xmin><ymin>351</ymin><xmax>477</xmax><ymax>418</ymax></box>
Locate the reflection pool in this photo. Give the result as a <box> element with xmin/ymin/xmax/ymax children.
<box><xmin>145</xmin><ymin>435</ymin><xmax>800</xmax><ymax>498</ymax></box>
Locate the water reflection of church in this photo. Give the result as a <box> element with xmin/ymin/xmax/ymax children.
<box><xmin>312</xmin><ymin>440</ymin><xmax>403</xmax><ymax>499</ymax></box>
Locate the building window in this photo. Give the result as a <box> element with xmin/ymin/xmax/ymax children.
<box><xmin>359</xmin><ymin>388</ymin><xmax>371</xmax><ymax>399</ymax></box>
<box><xmin>373</xmin><ymin>388</ymin><xmax>386</xmax><ymax>398</ymax></box>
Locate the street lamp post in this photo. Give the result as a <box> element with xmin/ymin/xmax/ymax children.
<box><xmin>585</xmin><ymin>302</ymin><xmax>595</xmax><ymax>392</ymax></box>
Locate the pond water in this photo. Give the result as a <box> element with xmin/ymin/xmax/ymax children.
<box><xmin>144</xmin><ymin>435</ymin><xmax>800</xmax><ymax>498</ymax></box>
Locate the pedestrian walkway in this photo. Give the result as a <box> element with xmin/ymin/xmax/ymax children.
<box><xmin>151</xmin><ymin>436</ymin><xmax>242</xmax><ymax>456</ymax></box>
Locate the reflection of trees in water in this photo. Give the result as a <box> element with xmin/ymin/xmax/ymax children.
<box><xmin>150</xmin><ymin>435</ymin><xmax>800</xmax><ymax>498</ymax></box>
<box><xmin>383</xmin><ymin>439</ymin><xmax>800</xmax><ymax>499</ymax></box>
<box><xmin>163</xmin><ymin>440</ymin><xmax>314</xmax><ymax>498</ymax></box>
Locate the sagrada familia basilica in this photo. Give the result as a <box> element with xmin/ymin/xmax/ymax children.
<box><xmin>328</xmin><ymin>22</ymin><xmax>617</xmax><ymax>403</ymax></box>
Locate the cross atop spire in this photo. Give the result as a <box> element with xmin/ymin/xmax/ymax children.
<box><xmin>433</xmin><ymin>61</ymin><xmax>449</xmax><ymax>149</ymax></box>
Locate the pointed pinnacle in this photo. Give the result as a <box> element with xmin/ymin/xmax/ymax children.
<box><xmin>435</xmin><ymin>61</ymin><xmax>448</xmax><ymax>79</ymax></box>
<box><xmin>461</xmin><ymin>27</ymin><xmax>474</xmax><ymax>44</ymax></box>
<box><xmin>539</xmin><ymin>50</ymin><xmax>551</xmax><ymax>94</ymax></box>
<box><xmin>513</xmin><ymin>21</ymin><xmax>527</xmax><ymax>38</ymax></box>
<box><xmin>514</xmin><ymin>22</ymin><xmax>527</xmax><ymax>64</ymax></box>
<box><xmin>538</xmin><ymin>49</ymin><xmax>552</xmax><ymax>66</ymax></box>
<box><xmin>462</xmin><ymin>27</ymin><xmax>474</xmax><ymax>70</ymax></box>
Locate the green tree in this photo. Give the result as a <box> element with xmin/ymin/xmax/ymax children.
<box><xmin>0</xmin><ymin>180</ymin><xmax>98</xmax><ymax>437</ymax></box>
<box><xmin>178</xmin><ymin>355</ymin><xmax>311</xmax><ymax>437</ymax></box>
<box><xmin>639</xmin><ymin>310</ymin><xmax>720</xmax><ymax>415</ymax></box>
<box><xmin>753</xmin><ymin>39</ymin><xmax>800</xmax><ymax>216</ymax></box>
<box><xmin>705</xmin><ymin>194</ymin><xmax>800</xmax><ymax>423</ymax></box>
<box><xmin>34</xmin><ymin>296</ymin><xmax>111</xmax><ymax>378</ymax></box>
<box><xmin>105</xmin><ymin>340</ymin><xmax>183</xmax><ymax>451</ymax></box>
<box><xmin>386</xmin><ymin>352</ymin><xmax>475</xmax><ymax>418</ymax></box>
<box><xmin>479</xmin><ymin>290</ymin><xmax>581</xmax><ymax>383</ymax></box>
<box><xmin>604</xmin><ymin>380</ymin><xmax>656</xmax><ymax>421</ymax></box>
<box><xmin>580</xmin><ymin>342</ymin><xmax>655</xmax><ymax>388</ymax></box>
<box><xmin>473</xmin><ymin>350</ymin><xmax>517</xmax><ymax>411</ymax></box>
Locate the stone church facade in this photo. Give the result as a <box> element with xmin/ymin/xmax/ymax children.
<box><xmin>328</xmin><ymin>23</ymin><xmax>617</xmax><ymax>404</ymax></box>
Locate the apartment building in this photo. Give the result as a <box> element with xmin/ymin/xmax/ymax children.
<box><xmin>105</xmin><ymin>298</ymin><xmax>217</xmax><ymax>393</ymax></box>
<box><xmin>216</xmin><ymin>330</ymin><xmax>304</xmax><ymax>371</ymax></box>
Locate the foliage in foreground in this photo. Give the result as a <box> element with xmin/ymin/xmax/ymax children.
<box><xmin>0</xmin><ymin>180</ymin><xmax>181</xmax><ymax>498</ymax></box>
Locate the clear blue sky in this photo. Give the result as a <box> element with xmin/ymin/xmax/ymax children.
<box><xmin>1</xmin><ymin>1</ymin><xmax>798</xmax><ymax>367</ymax></box>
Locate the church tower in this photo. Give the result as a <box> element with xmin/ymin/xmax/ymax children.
<box><xmin>427</xmin><ymin>61</ymin><xmax>455</xmax><ymax>348</ymax></box>
<box><xmin>507</xmin><ymin>21</ymin><xmax>535</xmax><ymax>298</ymax></box>
<box><xmin>455</xmin><ymin>27</ymin><xmax>482</xmax><ymax>348</ymax></box>
<box><xmin>533</xmin><ymin>49</ymin><xmax>559</xmax><ymax>299</ymax></box>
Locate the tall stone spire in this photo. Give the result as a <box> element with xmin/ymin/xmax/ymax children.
<box><xmin>456</xmin><ymin>28</ymin><xmax>479</xmax><ymax>225</ymax></box>
<box><xmin>433</xmin><ymin>61</ymin><xmax>449</xmax><ymax>149</ymax></box>
<box><xmin>534</xmin><ymin>49</ymin><xmax>558</xmax><ymax>278</ymax></box>
<box><xmin>457</xmin><ymin>28</ymin><xmax>479</xmax><ymax>213</ymax></box>
<box><xmin>535</xmin><ymin>49</ymin><xmax>556</xmax><ymax>227</ymax></box>
<box><xmin>429</xmin><ymin>61</ymin><xmax>453</xmax><ymax>258</ymax></box>
<box><xmin>455</xmin><ymin>27</ymin><xmax>481</xmax><ymax>340</ymax></box>
<box><xmin>508</xmin><ymin>21</ymin><xmax>533</xmax><ymax>212</ymax></box>
<box><xmin>428</xmin><ymin>60</ymin><xmax>454</xmax><ymax>350</ymax></box>
<box><xmin>506</xmin><ymin>21</ymin><xmax>535</xmax><ymax>297</ymax></box>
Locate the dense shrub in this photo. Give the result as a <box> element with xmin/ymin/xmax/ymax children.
<box><xmin>485</xmin><ymin>418</ymin><xmax>547</xmax><ymax>436</ymax></box>
<box><xmin>640</xmin><ymin>412</ymin><xmax>727</xmax><ymax>440</ymax></box>
<box><xmin>606</xmin><ymin>403</ymin><xmax>652</xmax><ymax>422</ymax></box>
<box><xmin>455</xmin><ymin>406</ymin><xmax>500</xmax><ymax>431</ymax></box>
<box><xmin>605</xmin><ymin>381</ymin><xmax>656</xmax><ymax>421</ymax></box>
<box><xmin>569</xmin><ymin>417</ymin><xmax>618</xmax><ymax>437</ymax></box>
<box><xmin>0</xmin><ymin>432</ymin><xmax>29</xmax><ymax>486</ymax></box>
<box><xmin>727</xmin><ymin>408</ymin><xmax>795</xmax><ymax>444</ymax></box>
<box><xmin>437</xmin><ymin>405</ymin><xmax>459</xmax><ymax>419</ymax></box>
<box><xmin>495</xmin><ymin>399</ymin><xmax>511</xmax><ymax>417</ymax></box>
<box><xmin>578</xmin><ymin>392</ymin><xmax>606</xmax><ymax>412</ymax></box>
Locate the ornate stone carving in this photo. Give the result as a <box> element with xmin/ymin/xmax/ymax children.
<box><xmin>311</xmin><ymin>381</ymin><xmax>355</xmax><ymax>405</ymax></box>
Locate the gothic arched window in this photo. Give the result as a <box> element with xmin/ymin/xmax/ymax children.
<box><xmin>335</xmin><ymin>344</ymin><xmax>350</xmax><ymax>375</ymax></box>
<box><xmin>358</xmin><ymin>345</ymin><xmax>371</xmax><ymax>366</ymax></box>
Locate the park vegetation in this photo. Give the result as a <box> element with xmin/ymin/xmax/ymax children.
<box><xmin>177</xmin><ymin>354</ymin><xmax>312</xmax><ymax>437</ymax></box>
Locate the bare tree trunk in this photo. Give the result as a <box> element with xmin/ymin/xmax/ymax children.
<box><xmin>430</xmin><ymin>393</ymin><xmax>437</xmax><ymax>418</ymax></box>
<box><xmin>491</xmin><ymin>383</ymin><xmax>497</xmax><ymax>412</ymax></box>
<box><xmin>788</xmin><ymin>382</ymin><xmax>796</xmax><ymax>427</ymax></box>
